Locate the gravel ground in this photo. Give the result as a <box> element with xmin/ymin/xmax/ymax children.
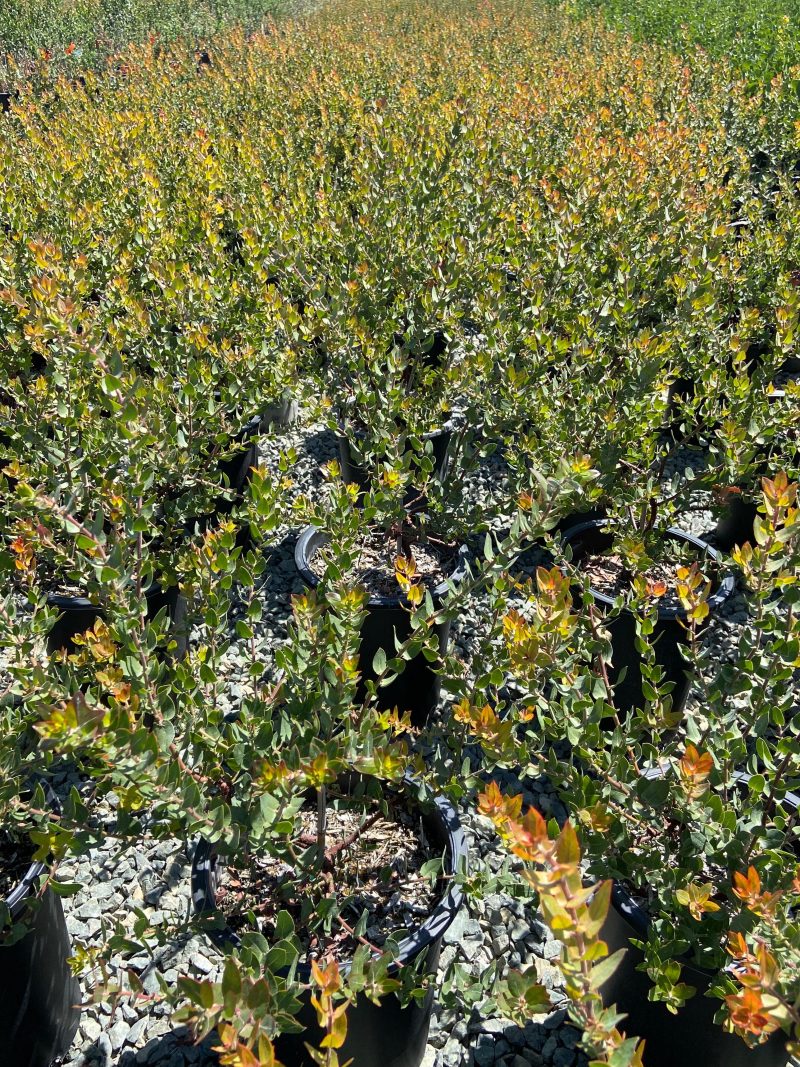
<box><xmin>32</xmin><ymin>408</ymin><xmax>786</xmax><ymax>1067</ymax></box>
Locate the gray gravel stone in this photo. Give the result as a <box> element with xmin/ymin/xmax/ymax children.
<box><xmin>126</xmin><ymin>1017</ymin><xmax>149</xmax><ymax>1046</ymax></box>
<box><xmin>108</xmin><ymin>1018</ymin><xmax>130</xmax><ymax>1050</ymax></box>
<box><xmin>543</xmin><ymin>1010</ymin><xmax>568</xmax><ymax>1030</ymax></box>
<box><xmin>482</xmin><ymin>1019</ymin><xmax>510</xmax><ymax>1036</ymax></box>
<box><xmin>541</xmin><ymin>1035</ymin><xmax>559</xmax><ymax>1061</ymax></box>
<box><xmin>81</xmin><ymin>1017</ymin><xmax>102</xmax><ymax>1043</ymax></box>
<box><xmin>474</xmin><ymin>1036</ymin><xmax>497</xmax><ymax>1067</ymax></box>
<box><xmin>552</xmin><ymin>1049</ymin><xmax>575</xmax><ymax>1067</ymax></box>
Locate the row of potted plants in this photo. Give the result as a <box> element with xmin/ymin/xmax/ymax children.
<box><xmin>0</xmin><ymin>1</ymin><xmax>799</xmax><ymax>1065</ymax></box>
<box><xmin>5</xmin><ymin>451</ymin><xmax>797</xmax><ymax>1067</ymax></box>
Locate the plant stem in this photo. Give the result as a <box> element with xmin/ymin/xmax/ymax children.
<box><xmin>317</xmin><ymin>784</ymin><xmax>327</xmax><ymax>869</ymax></box>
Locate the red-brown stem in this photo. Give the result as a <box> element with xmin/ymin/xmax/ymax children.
<box><xmin>334</xmin><ymin>913</ymin><xmax>385</xmax><ymax>957</ymax></box>
<box><xmin>299</xmin><ymin>808</ymin><xmax>384</xmax><ymax>865</ymax></box>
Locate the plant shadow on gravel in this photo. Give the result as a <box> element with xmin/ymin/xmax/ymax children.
<box><xmin>488</xmin><ymin>1017</ymin><xmax>589</xmax><ymax>1067</ymax></box>
<box><xmin>299</xmin><ymin>426</ymin><xmax>339</xmax><ymax>467</ymax></box>
<box><xmin>259</xmin><ymin>528</ymin><xmax>306</xmax><ymax>603</ymax></box>
<box><xmin>114</xmin><ymin>1026</ymin><xmax>220</xmax><ymax>1066</ymax></box>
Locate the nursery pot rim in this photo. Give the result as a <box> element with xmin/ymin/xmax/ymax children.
<box><xmin>560</xmin><ymin>518</ymin><xmax>735</xmax><ymax>619</ymax></box>
<box><xmin>3</xmin><ymin>779</ymin><xmax>60</xmax><ymax>920</ymax></box>
<box><xmin>611</xmin><ymin>768</ymin><xmax>800</xmax><ymax>981</ymax></box>
<box><xmin>190</xmin><ymin>772</ymin><xmax>466</xmax><ymax>978</ymax></box>
<box><xmin>294</xmin><ymin>525</ymin><xmax>470</xmax><ymax>609</ymax></box>
<box><xmin>46</xmin><ymin>579</ymin><xmax>172</xmax><ymax>613</ymax></box>
<box><xmin>5</xmin><ymin>858</ymin><xmax>48</xmax><ymax>920</ymax></box>
<box><xmin>337</xmin><ymin>415</ymin><xmax>464</xmax><ymax>442</ymax></box>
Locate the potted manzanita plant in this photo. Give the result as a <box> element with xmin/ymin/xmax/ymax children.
<box><xmin>306</xmin><ymin>221</ymin><xmax>502</xmax><ymax>504</ymax></box>
<box><xmin>0</xmin><ymin>320</ymin><xmax>291</xmax><ymax>653</ymax></box>
<box><xmin>293</xmin><ymin>467</ymin><xmax>472</xmax><ymax>727</ymax></box>
<box><xmin>148</xmin><ymin>531</ymin><xmax>473</xmax><ymax>1067</ymax></box>
<box><xmin>0</xmin><ymin>585</ymin><xmax>87</xmax><ymax>1067</ymax></box>
<box><xmin>558</xmin><ymin>508</ymin><xmax>735</xmax><ymax>718</ymax></box>
<box><xmin>474</xmin><ymin>473</ymin><xmax>800</xmax><ymax>1067</ymax></box>
<box><xmin>0</xmin><ymin>228</ymin><xmax>297</xmax><ymax>646</ymax></box>
<box><xmin>61</xmin><ymin>471</ymin><xmax>586</xmax><ymax>1067</ymax></box>
<box><xmin>705</xmin><ymin>369</ymin><xmax>800</xmax><ymax>551</ymax></box>
<box><xmin>290</xmin><ymin>443</ymin><xmax>589</xmax><ymax>726</ymax></box>
<box><xmin>323</xmin><ymin>326</ymin><xmax>477</xmax><ymax>506</ymax></box>
<box><xmin>534</xmin><ymin>345</ymin><xmax>739</xmax><ymax>716</ymax></box>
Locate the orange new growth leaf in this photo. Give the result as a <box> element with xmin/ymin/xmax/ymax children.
<box><xmin>761</xmin><ymin>471</ymin><xmax>796</xmax><ymax>508</ymax></box>
<box><xmin>555</xmin><ymin>821</ymin><xmax>581</xmax><ymax>868</ymax></box>
<box><xmin>506</xmin><ymin>806</ymin><xmax>549</xmax><ymax>862</ymax></box>
<box><xmin>678</xmin><ymin>742</ymin><xmax>713</xmax><ymax>800</ymax></box>
<box><xmin>309</xmin><ymin>959</ymin><xmax>348</xmax><ymax>1053</ymax></box>
<box><xmin>214</xmin><ymin>1024</ymin><xmax>281</xmax><ymax>1067</ymax></box>
<box><xmin>675</xmin><ymin>563</ymin><xmax>712</xmax><ymax>621</ymax></box>
<box><xmin>733</xmin><ymin>865</ymin><xmax>762</xmax><ymax>903</ymax></box>
<box><xmin>319</xmin><ymin>1002</ymin><xmax>348</xmax><ymax>1049</ymax></box>
<box><xmin>394</xmin><ymin>555</ymin><xmax>417</xmax><ymax>581</ymax></box>
<box><xmin>675</xmin><ymin>881</ymin><xmax>720</xmax><ymax>920</ymax></box>
<box><xmin>732</xmin><ymin>867</ymin><xmax>781</xmax><ymax>918</ymax></box>
<box><xmin>727</xmin><ymin>931</ymin><xmax>753</xmax><ymax>963</ymax></box>
<box><xmin>477</xmin><ymin>780</ymin><xmax>523</xmax><ymax>826</ymax></box>
<box><xmin>311</xmin><ymin>958</ymin><xmax>343</xmax><ymax>997</ymax></box>
<box><xmin>725</xmin><ymin>987</ymin><xmax>781</xmax><ymax>1039</ymax></box>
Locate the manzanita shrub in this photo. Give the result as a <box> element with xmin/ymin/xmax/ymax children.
<box><xmin>462</xmin><ymin>475</ymin><xmax>800</xmax><ymax>1062</ymax></box>
<box><xmin>0</xmin><ymin>0</ymin><xmax>288</xmax><ymax>86</ymax></box>
<box><xmin>1</xmin><ymin>0</ymin><xmax>800</xmax><ymax>1063</ymax></box>
<box><xmin>561</xmin><ymin>0</ymin><xmax>800</xmax><ymax>88</ymax></box>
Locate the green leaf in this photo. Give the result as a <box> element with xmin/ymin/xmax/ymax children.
<box><xmin>747</xmin><ymin>773</ymin><xmax>766</xmax><ymax>797</ymax></box>
<box><xmin>585</xmin><ymin>880</ymin><xmax>612</xmax><ymax>936</ymax></box>
<box><xmin>222</xmin><ymin>956</ymin><xmax>242</xmax><ymax>1015</ymax></box>
<box><xmin>636</xmin><ymin>776</ymin><xmax>669</xmax><ymax>808</ymax></box>
<box><xmin>275</xmin><ymin>909</ymin><xmax>295</xmax><ymax>940</ymax></box>
<box><xmin>588</xmin><ymin>947</ymin><xmax>627</xmax><ymax>990</ymax></box>
<box><xmin>419</xmin><ymin>856</ymin><xmax>443</xmax><ymax>881</ymax></box>
<box><xmin>48</xmin><ymin>880</ymin><xmax>82</xmax><ymax>896</ymax></box>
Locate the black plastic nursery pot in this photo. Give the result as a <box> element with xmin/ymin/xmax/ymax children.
<box><xmin>46</xmin><ymin>580</ymin><xmax>187</xmax><ymax>658</ymax></box>
<box><xmin>0</xmin><ymin>845</ymin><xmax>81</xmax><ymax>1066</ymax></box>
<box><xmin>561</xmin><ymin>521</ymin><xmax>734</xmax><ymax>716</ymax></box>
<box><xmin>214</xmin><ymin>413</ymin><xmax>264</xmax><ymax>518</ymax></box>
<box><xmin>295</xmin><ymin>526</ymin><xmax>468</xmax><ymax>727</ymax></box>
<box><xmin>260</xmin><ymin>389</ymin><xmax>298</xmax><ymax>433</ymax></box>
<box><xmin>598</xmin><ymin>775</ymin><xmax>799</xmax><ymax>1067</ymax></box>
<box><xmin>710</xmin><ymin>492</ymin><xmax>760</xmax><ymax>553</ymax></box>
<box><xmin>708</xmin><ymin>393</ymin><xmax>799</xmax><ymax>552</ymax></box>
<box><xmin>710</xmin><ymin>467</ymin><xmax>799</xmax><ymax>554</ymax></box>
<box><xmin>336</xmin><ymin>421</ymin><xmax>458</xmax><ymax>509</ymax></box>
<box><xmin>599</xmin><ymin>887</ymin><xmax>790</xmax><ymax>1067</ymax></box>
<box><xmin>190</xmin><ymin>780</ymin><xmax>466</xmax><ymax>1067</ymax></box>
